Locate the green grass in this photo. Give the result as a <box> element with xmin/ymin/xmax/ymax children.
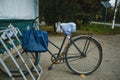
<box><xmin>40</xmin><ymin>24</ymin><xmax>120</xmax><ymax>35</ymax></box>
<box><xmin>40</xmin><ymin>25</ymin><xmax>54</xmax><ymax>31</ymax></box>
<box><xmin>78</xmin><ymin>24</ymin><xmax>120</xmax><ymax>35</ymax></box>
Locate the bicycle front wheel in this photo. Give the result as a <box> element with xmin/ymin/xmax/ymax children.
<box><xmin>65</xmin><ymin>36</ymin><xmax>102</xmax><ymax>75</ymax></box>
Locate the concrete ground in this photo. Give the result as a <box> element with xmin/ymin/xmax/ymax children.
<box><xmin>40</xmin><ymin>35</ymin><xmax>120</xmax><ymax>80</ymax></box>
<box><xmin>0</xmin><ymin>35</ymin><xmax>120</xmax><ymax>80</ymax></box>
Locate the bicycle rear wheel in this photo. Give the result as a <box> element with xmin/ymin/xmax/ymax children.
<box><xmin>65</xmin><ymin>36</ymin><xmax>102</xmax><ymax>75</ymax></box>
<box><xmin>0</xmin><ymin>49</ymin><xmax>40</xmax><ymax>77</ymax></box>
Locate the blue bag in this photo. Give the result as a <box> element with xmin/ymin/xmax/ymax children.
<box><xmin>22</xmin><ymin>30</ymin><xmax>48</xmax><ymax>52</ymax></box>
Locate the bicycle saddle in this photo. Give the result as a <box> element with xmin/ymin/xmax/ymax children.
<box><xmin>60</xmin><ymin>22</ymin><xmax>76</xmax><ymax>36</ymax></box>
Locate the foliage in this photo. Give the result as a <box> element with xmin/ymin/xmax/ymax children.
<box><xmin>39</xmin><ymin>0</ymin><xmax>105</xmax><ymax>24</ymax></box>
<box><xmin>39</xmin><ymin>0</ymin><xmax>120</xmax><ymax>31</ymax></box>
<box><xmin>40</xmin><ymin>24</ymin><xmax>120</xmax><ymax>35</ymax></box>
<box><xmin>116</xmin><ymin>1</ymin><xmax>120</xmax><ymax>23</ymax></box>
<box><xmin>77</xmin><ymin>24</ymin><xmax>120</xmax><ymax>35</ymax></box>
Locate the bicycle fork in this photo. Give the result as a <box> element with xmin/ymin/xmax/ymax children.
<box><xmin>83</xmin><ymin>37</ymin><xmax>91</xmax><ymax>56</ymax></box>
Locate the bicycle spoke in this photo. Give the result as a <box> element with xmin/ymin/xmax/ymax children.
<box><xmin>66</xmin><ymin>54</ymin><xmax>82</xmax><ymax>62</ymax></box>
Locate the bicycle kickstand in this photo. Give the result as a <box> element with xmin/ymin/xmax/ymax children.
<box><xmin>48</xmin><ymin>64</ymin><xmax>54</xmax><ymax>70</ymax></box>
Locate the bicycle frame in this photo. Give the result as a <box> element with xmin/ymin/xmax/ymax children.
<box><xmin>69</xmin><ymin>36</ymin><xmax>92</xmax><ymax>57</ymax></box>
<box><xmin>47</xmin><ymin>35</ymin><xmax>67</xmax><ymax>59</ymax></box>
<box><xmin>46</xmin><ymin>35</ymin><xmax>89</xmax><ymax>60</ymax></box>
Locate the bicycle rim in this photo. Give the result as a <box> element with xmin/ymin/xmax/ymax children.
<box><xmin>65</xmin><ymin>36</ymin><xmax>102</xmax><ymax>75</ymax></box>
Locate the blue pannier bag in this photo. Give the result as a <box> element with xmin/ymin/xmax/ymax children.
<box><xmin>22</xmin><ymin>30</ymin><xmax>48</xmax><ymax>52</ymax></box>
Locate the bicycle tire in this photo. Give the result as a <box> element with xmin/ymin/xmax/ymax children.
<box><xmin>65</xmin><ymin>36</ymin><xmax>102</xmax><ymax>75</ymax></box>
<box><xmin>0</xmin><ymin>50</ymin><xmax>40</xmax><ymax>77</ymax></box>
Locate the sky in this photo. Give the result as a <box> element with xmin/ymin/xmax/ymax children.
<box><xmin>109</xmin><ymin>0</ymin><xmax>120</xmax><ymax>7</ymax></box>
<box><xmin>109</xmin><ymin>0</ymin><xmax>115</xmax><ymax>6</ymax></box>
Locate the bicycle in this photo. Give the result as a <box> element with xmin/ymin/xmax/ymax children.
<box><xmin>0</xmin><ymin>21</ymin><xmax>102</xmax><ymax>78</ymax></box>
<box><xmin>45</xmin><ymin>22</ymin><xmax>103</xmax><ymax>75</ymax></box>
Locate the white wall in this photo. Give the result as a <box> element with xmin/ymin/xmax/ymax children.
<box><xmin>0</xmin><ymin>0</ymin><xmax>38</xmax><ymax>19</ymax></box>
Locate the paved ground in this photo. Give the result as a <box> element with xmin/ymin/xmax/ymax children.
<box><xmin>0</xmin><ymin>35</ymin><xmax>120</xmax><ymax>80</ymax></box>
<box><xmin>40</xmin><ymin>35</ymin><xmax>120</xmax><ymax>80</ymax></box>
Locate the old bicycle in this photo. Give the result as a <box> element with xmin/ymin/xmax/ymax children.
<box><xmin>0</xmin><ymin>21</ymin><xmax>102</xmax><ymax>79</ymax></box>
<box><xmin>45</xmin><ymin>22</ymin><xmax>103</xmax><ymax>75</ymax></box>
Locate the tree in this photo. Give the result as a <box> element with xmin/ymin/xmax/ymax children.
<box><xmin>39</xmin><ymin>0</ymin><xmax>114</xmax><ymax>30</ymax></box>
<box><xmin>116</xmin><ymin>1</ymin><xmax>120</xmax><ymax>23</ymax></box>
<box><xmin>39</xmin><ymin>0</ymin><xmax>79</xmax><ymax>31</ymax></box>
